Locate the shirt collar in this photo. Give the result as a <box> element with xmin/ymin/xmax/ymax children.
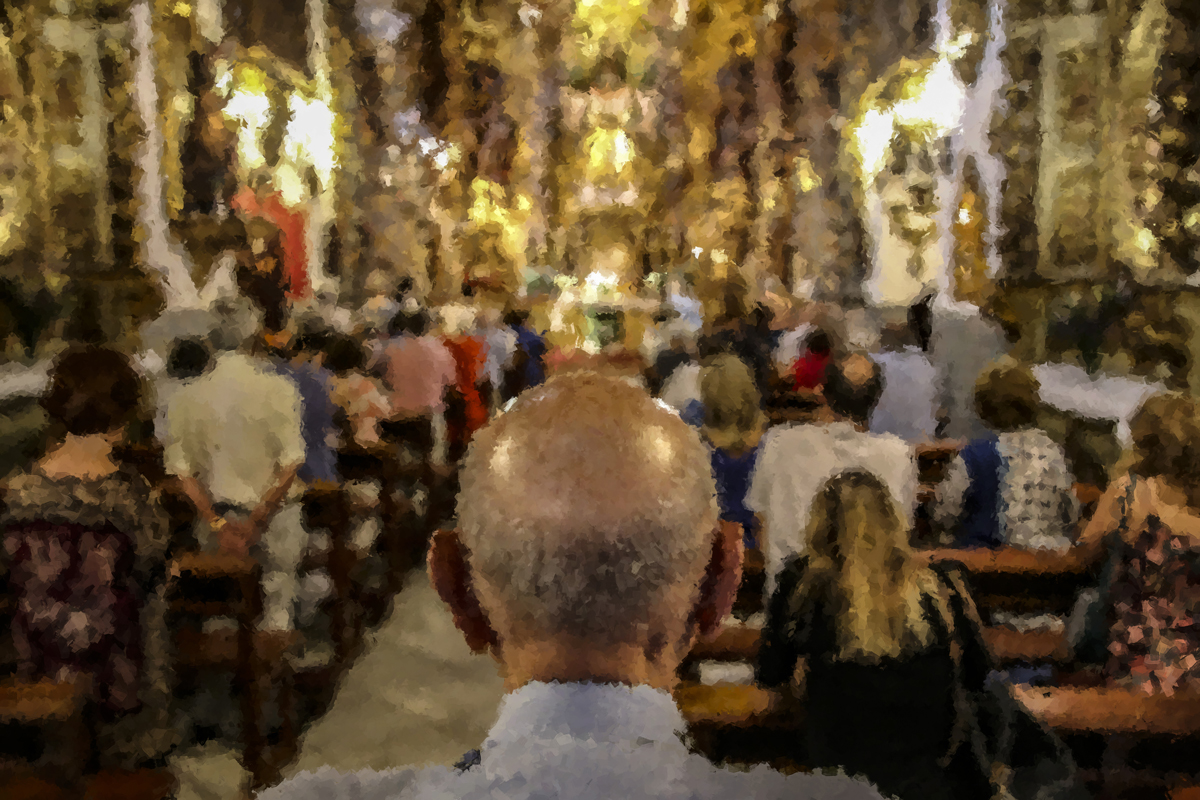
<box><xmin>482</xmin><ymin>681</ymin><xmax>688</xmax><ymax>751</ymax></box>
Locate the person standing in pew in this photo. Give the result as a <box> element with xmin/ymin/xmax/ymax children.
<box><xmin>932</xmin><ymin>362</ymin><xmax>1078</xmax><ymax>551</ymax></box>
<box><xmin>748</xmin><ymin>352</ymin><xmax>918</xmax><ymax>597</ymax></box>
<box><xmin>370</xmin><ymin>309</ymin><xmax>456</xmax><ymax>457</ymax></box>
<box><xmin>164</xmin><ymin>323</ymin><xmax>307</xmax><ymax>633</ymax></box>
<box><xmin>1</xmin><ymin>346</ymin><xmax>180</xmax><ymax>767</ymax></box>
<box><xmin>700</xmin><ymin>354</ymin><xmax>767</xmax><ymax>551</ymax></box>
<box><xmin>757</xmin><ymin>471</ymin><xmax>996</xmax><ymax>800</ymax></box>
<box><xmin>259</xmin><ymin>372</ymin><xmax>885</xmax><ymax>800</ymax></box>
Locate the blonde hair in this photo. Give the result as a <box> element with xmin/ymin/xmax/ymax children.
<box><xmin>802</xmin><ymin>471</ymin><xmax>939</xmax><ymax>663</ymax></box>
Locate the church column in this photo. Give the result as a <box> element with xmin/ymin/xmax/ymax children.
<box><xmin>746</xmin><ymin>0</ymin><xmax>785</xmax><ymax>292</ymax></box>
<box><xmin>429</xmin><ymin>1</ymin><xmax>470</xmax><ymax>301</ymax></box>
<box><xmin>787</xmin><ymin>0</ymin><xmax>840</xmax><ymax>298</ymax></box>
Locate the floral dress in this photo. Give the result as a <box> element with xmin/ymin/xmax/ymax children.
<box><xmin>1105</xmin><ymin>512</ymin><xmax>1200</xmax><ymax>695</ymax></box>
<box><xmin>1</xmin><ymin>467</ymin><xmax>180</xmax><ymax>765</ymax></box>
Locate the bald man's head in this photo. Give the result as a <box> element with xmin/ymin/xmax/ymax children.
<box><xmin>825</xmin><ymin>352</ymin><xmax>884</xmax><ymax>426</ymax></box>
<box><xmin>456</xmin><ymin>372</ymin><xmax>718</xmax><ymax>648</ymax></box>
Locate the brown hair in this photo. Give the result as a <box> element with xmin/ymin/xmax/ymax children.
<box><xmin>974</xmin><ymin>362</ymin><xmax>1040</xmax><ymax>432</ymax></box>
<box><xmin>1128</xmin><ymin>393</ymin><xmax>1200</xmax><ymax>504</ymax></box>
<box><xmin>42</xmin><ymin>346</ymin><xmax>142</xmax><ymax>436</ymax></box>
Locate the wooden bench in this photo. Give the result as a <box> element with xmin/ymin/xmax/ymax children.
<box><xmin>685</xmin><ymin>624</ymin><xmax>1070</xmax><ymax>668</ymax></box>
<box><xmin>0</xmin><ymin>677</ymin><xmax>92</xmax><ymax>789</ymax></box>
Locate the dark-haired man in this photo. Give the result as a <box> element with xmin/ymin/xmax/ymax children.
<box><xmin>748</xmin><ymin>352</ymin><xmax>917</xmax><ymax>596</ymax></box>
<box><xmin>370</xmin><ymin>310</ymin><xmax>456</xmax><ymax>455</ymax></box>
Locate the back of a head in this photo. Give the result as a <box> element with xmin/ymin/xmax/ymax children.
<box><xmin>974</xmin><ymin>362</ymin><xmax>1040</xmax><ymax>432</ymax></box>
<box><xmin>324</xmin><ymin>334</ymin><xmax>366</xmax><ymax>376</ymax></box>
<box><xmin>804</xmin><ymin>470</ymin><xmax>933</xmax><ymax>663</ymax></box>
<box><xmin>701</xmin><ymin>354</ymin><xmax>763</xmax><ymax>440</ymax></box>
<box><xmin>389</xmin><ymin>310</ymin><xmax>429</xmax><ymax>338</ymax></box>
<box><xmin>43</xmin><ymin>346</ymin><xmax>142</xmax><ymax>437</ymax></box>
<box><xmin>824</xmin><ymin>353</ymin><xmax>883</xmax><ymax>425</ymax></box>
<box><xmin>879</xmin><ymin>323</ymin><xmax>915</xmax><ymax>353</ymax></box>
<box><xmin>168</xmin><ymin>338</ymin><xmax>211</xmax><ymax>380</ymax></box>
<box><xmin>806</xmin><ymin>330</ymin><xmax>832</xmax><ymax>356</ymax></box>
<box><xmin>1130</xmin><ymin>393</ymin><xmax>1200</xmax><ymax>495</ymax></box>
<box><xmin>457</xmin><ymin>372</ymin><xmax>718</xmax><ymax>647</ymax></box>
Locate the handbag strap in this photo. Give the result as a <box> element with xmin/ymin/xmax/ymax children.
<box><xmin>930</xmin><ymin>568</ymin><xmax>1012</xmax><ymax>797</ymax></box>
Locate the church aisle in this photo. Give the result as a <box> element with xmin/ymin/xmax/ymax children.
<box><xmin>282</xmin><ymin>570</ymin><xmax>506</xmax><ymax>778</ymax></box>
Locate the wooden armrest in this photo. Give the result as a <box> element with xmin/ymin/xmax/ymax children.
<box><xmin>915</xmin><ymin>441</ymin><xmax>963</xmax><ymax>461</ymax></box>
<box><xmin>674</xmin><ymin>683</ymin><xmax>795</xmax><ymax>728</ymax></box>
<box><xmin>1015</xmin><ymin>685</ymin><xmax>1200</xmax><ymax>735</ymax></box>
<box><xmin>170</xmin><ymin>552</ymin><xmax>258</xmax><ymax>580</ymax></box>
<box><xmin>176</xmin><ymin>629</ymin><xmax>301</xmax><ymax>670</ymax></box>
<box><xmin>0</xmin><ymin>676</ymin><xmax>91</xmax><ymax>722</ymax></box>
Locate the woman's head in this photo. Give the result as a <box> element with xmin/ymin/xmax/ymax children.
<box><xmin>700</xmin><ymin>354</ymin><xmax>765</xmax><ymax>451</ymax></box>
<box><xmin>1129</xmin><ymin>393</ymin><xmax>1200</xmax><ymax>489</ymax></box>
<box><xmin>974</xmin><ymin>361</ymin><xmax>1041</xmax><ymax>432</ymax></box>
<box><xmin>803</xmin><ymin>471</ymin><xmax>934</xmax><ymax>663</ymax></box>
<box><xmin>43</xmin><ymin>346</ymin><xmax>142</xmax><ymax>437</ymax></box>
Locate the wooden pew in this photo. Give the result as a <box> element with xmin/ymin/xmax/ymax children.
<box><xmin>1015</xmin><ymin>684</ymin><xmax>1200</xmax><ymax>737</ymax></box>
<box><xmin>685</xmin><ymin>624</ymin><xmax>1070</xmax><ymax>668</ymax></box>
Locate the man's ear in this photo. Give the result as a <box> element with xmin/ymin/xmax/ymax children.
<box><xmin>429</xmin><ymin>530</ymin><xmax>498</xmax><ymax>653</ymax></box>
<box><xmin>693</xmin><ymin>520</ymin><xmax>744</xmax><ymax>640</ymax></box>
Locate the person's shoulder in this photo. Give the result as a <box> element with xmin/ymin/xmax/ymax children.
<box><xmin>254</xmin><ymin>765</ymin><xmax>417</xmax><ymax>800</ymax></box>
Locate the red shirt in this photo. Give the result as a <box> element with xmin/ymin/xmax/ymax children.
<box><xmin>793</xmin><ymin>350</ymin><xmax>831</xmax><ymax>391</ymax></box>
<box><xmin>444</xmin><ymin>335</ymin><xmax>489</xmax><ymax>435</ymax></box>
<box><xmin>232</xmin><ymin>188</ymin><xmax>310</xmax><ymax>300</ymax></box>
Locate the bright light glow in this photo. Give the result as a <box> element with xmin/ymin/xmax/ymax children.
<box><xmin>958</xmin><ymin>206</ymin><xmax>973</xmax><ymax>225</ymax></box>
<box><xmin>433</xmin><ymin>149</ymin><xmax>451</xmax><ymax>170</ymax></box>
<box><xmin>1135</xmin><ymin>227</ymin><xmax>1158</xmax><ymax>254</ymax></box>
<box><xmin>893</xmin><ymin>58</ymin><xmax>966</xmax><ymax>136</ymax></box>
<box><xmin>283</xmin><ymin>94</ymin><xmax>337</xmax><ymax>189</ymax></box>
<box><xmin>224</xmin><ymin>88</ymin><xmax>272</xmax><ymax>170</ymax></box>
<box><xmin>691</xmin><ymin>247</ymin><xmax>703</xmax><ymax>258</ymax></box>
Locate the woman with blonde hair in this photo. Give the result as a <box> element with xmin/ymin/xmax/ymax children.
<box><xmin>700</xmin><ymin>354</ymin><xmax>767</xmax><ymax>549</ymax></box>
<box><xmin>758</xmin><ymin>471</ymin><xmax>995</xmax><ymax>800</ymax></box>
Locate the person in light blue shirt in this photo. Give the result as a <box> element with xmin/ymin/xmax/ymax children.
<box><xmin>870</xmin><ymin>322</ymin><xmax>939</xmax><ymax>444</ymax></box>
<box><xmin>259</xmin><ymin>372</ymin><xmax>884</xmax><ymax>800</ymax></box>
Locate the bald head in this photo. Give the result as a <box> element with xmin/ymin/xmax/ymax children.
<box><xmin>825</xmin><ymin>352</ymin><xmax>884</xmax><ymax>426</ymax></box>
<box><xmin>457</xmin><ymin>372</ymin><xmax>718</xmax><ymax>647</ymax></box>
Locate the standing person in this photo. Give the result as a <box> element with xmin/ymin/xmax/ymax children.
<box><xmin>163</xmin><ymin>324</ymin><xmax>307</xmax><ymax>634</ymax></box>
<box><xmin>262</xmin><ymin>327</ymin><xmax>340</xmax><ymax>486</ymax></box>
<box><xmin>870</xmin><ymin>321</ymin><xmax>940</xmax><ymax>444</ymax></box>
<box><xmin>701</xmin><ymin>354</ymin><xmax>767</xmax><ymax>550</ymax></box>
<box><xmin>260</xmin><ymin>372</ymin><xmax>883</xmax><ymax>800</ymax></box>
<box><xmin>477</xmin><ymin>307</ymin><xmax>517</xmax><ymax>414</ymax></box>
<box><xmin>323</xmin><ymin>333</ymin><xmax>392</xmax><ymax>448</ymax></box>
<box><xmin>503</xmin><ymin>307</ymin><xmax>547</xmax><ymax>400</ymax></box>
<box><xmin>757</xmin><ymin>472</ymin><xmax>996</xmax><ymax>800</ymax></box>
<box><xmin>2</xmin><ymin>347</ymin><xmax>178</xmax><ymax>767</ymax></box>
<box><xmin>371</xmin><ymin>310</ymin><xmax>457</xmax><ymax>455</ymax></box>
<box><xmin>232</xmin><ymin>172</ymin><xmax>310</xmax><ymax>302</ymax></box>
<box><xmin>749</xmin><ymin>353</ymin><xmax>917</xmax><ymax>596</ymax></box>
<box><xmin>933</xmin><ymin>362</ymin><xmax>1078</xmax><ymax>551</ymax></box>
<box><xmin>443</xmin><ymin>309</ymin><xmax>490</xmax><ymax>452</ymax></box>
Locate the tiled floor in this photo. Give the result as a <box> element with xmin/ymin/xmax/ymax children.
<box><xmin>171</xmin><ymin>570</ymin><xmax>505</xmax><ymax>799</ymax></box>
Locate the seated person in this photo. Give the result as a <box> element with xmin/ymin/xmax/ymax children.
<box><xmin>1068</xmin><ymin>393</ymin><xmax>1200</xmax><ymax>687</ymax></box>
<box><xmin>1</xmin><ymin>347</ymin><xmax>177</xmax><ymax>766</ymax></box>
<box><xmin>323</xmin><ymin>333</ymin><xmax>391</xmax><ymax>448</ymax></box>
<box><xmin>933</xmin><ymin>363</ymin><xmax>1078</xmax><ymax>550</ymax></box>
<box><xmin>792</xmin><ymin>330</ymin><xmax>832</xmax><ymax>391</ymax></box>
<box><xmin>260</xmin><ymin>372</ymin><xmax>884</xmax><ymax>800</ymax></box>
<box><xmin>758</xmin><ymin>471</ymin><xmax>994</xmax><ymax>800</ymax></box>
<box><xmin>700</xmin><ymin>354</ymin><xmax>767</xmax><ymax>550</ymax></box>
<box><xmin>750</xmin><ymin>353</ymin><xmax>917</xmax><ymax>596</ymax></box>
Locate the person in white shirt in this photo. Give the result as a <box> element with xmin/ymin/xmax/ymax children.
<box><xmin>259</xmin><ymin>372</ymin><xmax>883</xmax><ymax>800</ymax></box>
<box><xmin>748</xmin><ymin>353</ymin><xmax>918</xmax><ymax>596</ymax></box>
<box><xmin>164</xmin><ymin>325</ymin><xmax>307</xmax><ymax>633</ymax></box>
<box><xmin>870</xmin><ymin>322</ymin><xmax>939</xmax><ymax>444</ymax></box>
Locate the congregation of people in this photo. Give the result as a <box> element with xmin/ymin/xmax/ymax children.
<box><xmin>5</xmin><ymin>263</ymin><xmax>1200</xmax><ymax>800</ymax></box>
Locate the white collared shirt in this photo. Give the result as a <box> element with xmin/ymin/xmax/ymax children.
<box><xmin>748</xmin><ymin>422</ymin><xmax>918</xmax><ymax>597</ymax></box>
<box><xmin>260</xmin><ymin>681</ymin><xmax>884</xmax><ymax>799</ymax></box>
<box><xmin>163</xmin><ymin>351</ymin><xmax>305</xmax><ymax>508</ymax></box>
